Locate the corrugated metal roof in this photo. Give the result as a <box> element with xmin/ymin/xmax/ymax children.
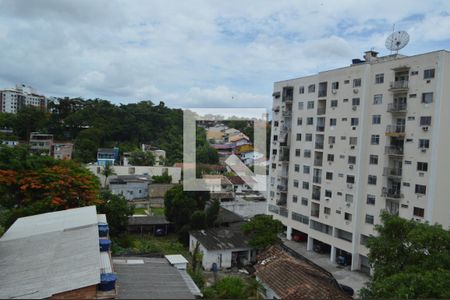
<box><xmin>0</xmin><ymin>206</ymin><xmax>102</xmax><ymax>299</ymax></box>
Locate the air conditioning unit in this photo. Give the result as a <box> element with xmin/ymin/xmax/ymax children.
<box><xmin>352</xmin><ymin>126</ymin><xmax>356</xmax><ymax>130</ymax></box>
<box><xmin>352</xmin><ymin>105</ymin><xmax>357</xmax><ymax>111</ymax></box>
<box><xmin>325</xmin><ymin>198</ymin><xmax>330</xmax><ymax>201</ymax></box>
<box><xmin>420</xmin><ymin>148</ymin><xmax>427</xmax><ymax>153</ymax></box>
<box><xmin>347</xmin><ymin>183</ymin><xmax>353</xmax><ymax>189</ymax></box>
<box><xmin>349</xmin><ymin>164</ymin><xmax>354</xmax><ymax>169</ymax></box>
<box><xmin>350</xmin><ymin>145</ymin><xmax>355</xmax><ymax>149</ymax></box>
<box><xmin>353</xmin><ymin>88</ymin><xmax>359</xmax><ymax>94</ymax></box>
<box><xmin>346</xmin><ymin>203</ymin><xmax>351</xmax><ymax>207</ymax></box>
<box><xmin>346</xmin><ymin>220</ymin><xmax>350</xmax><ymax>225</ymax></box>
<box><xmin>422</xmin><ymin>126</ymin><xmax>429</xmax><ymax>131</ymax></box>
<box><xmin>325</xmin><ymin>215</ymin><xmax>329</xmax><ymax>218</ymax></box>
<box><xmin>332</xmin><ymin>89</ymin><xmax>337</xmax><ymax>94</ymax></box>
<box><xmin>328</xmin><ymin>161</ymin><xmax>332</xmax><ymax>165</ymax></box>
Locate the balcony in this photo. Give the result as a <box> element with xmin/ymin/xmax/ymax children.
<box><xmin>389</xmin><ymin>80</ymin><xmax>409</xmax><ymax>91</ymax></box>
<box><xmin>277</xmin><ymin>198</ymin><xmax>287</xmax><ymax>206</ymax></box>
<box><xmin>385</xmin><ymin>146</ymin><xmax>404</xmax><ymax>156</ymax></box>
<box><xmin>383</xmin><ymin>167</ymin><xmax>402</xmax><ymax>178</ymax></box>
<box><xmin>282</xmin><ymin>110</ymin><xmax>292</xmax><ymax>117</ymax></box>
<box><xmin>314</xmin><ymin>159</ymin><xmax>323</xmax><ymax>167</ymax></box>
<box><xmin>311</xmin><ymin>209</ymin><xmax>320</xmax><ymax>218</ymax></box>
<box><xmin>279</xmin><ymin>206</ymin><xmax>289</xmax><ymax>217</ymax></box>
<box><xmin>313</xmin><ymin>176</ymin><xmax>322</xmax><ymax>184</ymax></box>
<box><xmin>382</xmin><ymin>187</ymin><xmax>403</xmax><ymax>199</ymax></box>
<box><xmin>315</xmin><ymin>142</ymin><xmax>324</xmax><ymax>150</ymax></box>
<box><xmin>317</xmin><ymin>107</ymin><xmax>326</xmax><ymax>115</ymax></box>
<box><xmin>385</xmin><ymin>124</ymin><xmax>405</xmax><ymax>137</ymax></box>
<box><xmin>277</xmin><ymin>185</ymin><xmax>288</xmax><ymax>193</ymax></box>
<box><xmin>316</xmin><ymin>125</ymin><xmax>325</xmax><ymax>132</ymax></box>
<box><xmin>380</xmin><ymin>208</ymin><xmax>399</xmax><ymax>216</ymax></box>
<box><xmin>279</xmin><ymin>151</ymin><xmax>290</xmax><ymax>162</ymax></box>
<box><xmin>283</xmin><ymin>95</ymin><xmax>293</xmax><ymax>103</ymax></box>
<box><xmin>387</xmin><ymin>103</ymin><xmax>407</xmax><ymax>113</ymax></box>
<box><xmin>312</xmin><ymin>191</ymin><xmax>321</xmax><ymax>201</ymax></box>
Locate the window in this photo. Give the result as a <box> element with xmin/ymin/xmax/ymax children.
<box><xmin>353</xmin><ymin>78</ymin><xmax>361</xmax><ymax>87</ymax></box>
<box><xmin>304</xmin><ymin>150</ymin><xmax>311</xmax><ymax>158</ymax></box>
<box><xmin>327</xmin><ymin>154</ymin><xmax>334</xmax><ymax>162</ymax></box>
<box><xmin>295</xmin><ymin>149</ymin><xmax>301</xmax><ymax>157</ymax></box>
<box><xmin>348</xmin><ymin>156</ymin><xmax>356</xmax><ymax>164</ymax></box>
<box><xmin>293</xmin><ymin>180</ymin><xmax>299</xmax><ymax>188</ymax></box>
<box><xmin>301</xmin><ymin>197</ymin><xmax>308</xmax><ymax>206</ymax></box>
<box><xmin>303</xmin><ymin>165</ymin><xmax>310</xmax><ymax>174</ymax></box>
<box><xmin>318</xmin><ymin>82</ymin><xmax>328</xmax><ymax>97</ymax></box>
<box><xmin>413</xmin><ymin>207</ymin><xmax>425</xmax><ymax>217</ymax></box>
<box><xmin>371</xmin><ymin>135</ymin><xmax>380</xmax><ymax>145</ymax></box>
<box><xmin>347</xmin><ymin>175</ymin><xmax>355</xmax><ymax>184</ymax></box>
<box><xmin>367</xmin><ymin>194</ymin><xmax>376</xmax><ymax>205</ymax></box>
<box><xmin>365</xmin><ymin>214</ymin><xmax>374</xmax><ymax>224</ymax></box>
<box><xmin>308</xmin><ymin>84</ymin><xmax>316</xmax><ymax>93</ymax></box>
<box><xmin>411</xmin><ymin>70</ymin><xmax>419</xmax><ymax>75</ymax></box>
<box><xmin>351</xmin><ymin>118</ymin><xmax>359</xmax><ymax>126</ymax></box>
<box><xmin>352</xmin><ymin>98</ymin><xmax>360</xmax><ymax>106</ymax></box>
<box><xmin>417</xmin><ymin>162</ymin><xmax>428</xmax><ymax>172</ymax></box>
<box><xmin>372</xmin><ymin>115</ymin><xmax>381</xmax><ymax>124</ymax></box>
<box><xmin>373</xmin><ymin>94</ymin><xmax>383</xmax><ymax>104</ymax></box>
<box><xmin>272</xmin><ymin>149</ymin><xmax>277</xmax><ymax>155</ymax></box>
<box><xmin>415</xmin><ymin>184</ymin><xmax>426</xmax><ymax>194</ymax></box>
<box><xmin>293</xmin><ymin>195</ymin><xmax>298</xmax><ymax>203</ymax></box>
<box><xmin>375</xmin><ymin>73</ymin><xmax>384</xmax><ymax>84</ymax></box>
<box><xmin>368</xmin><ymin>175</ymin><xmax>377</xmax><ymax>185</ymax></box>
<box><xmin>344</xmin><ymin>80</ymin><xmax>350</xmax><ymax>84</ymax></box>
<box><xmin>274</xmin><ymin>121</ymin><xmax>279</xmax><ymax>127</ymax></box>
<box><xmin>294</xmin><ymin>164</ymin><xmax>300</xmax><ymax>172</ymax></box>
<box><xmin>325</xmin><ymin>190</ymin><xmax>332</xmax><ymax>197</ymax></box>
<box><xmin>306</xmin><ymin>117</ymin><xmax>314</xmax><ymax>125</ymax></box>
<box><xmin>423</xmin><ymin>68</ymin><xmax>435</xmax><ymax>79</ymax></box>
<box><xmin>273</xmin><ymin>135</ymin><xmax>278</xmax><ymax>141</ymax></box>
<box><xmin>297</xmin><ymin>117</ymin><xmax>303</xmax><ymax>126</ymax></box>
<box><xmin>369</xmin><ymin>155</ymin><xmax>378</xmax><ymax>165</ymax></box>
<box><xmin>305</xmin><ymin>134</ymin><xmax>313</xmax><ymax>141</ymax></box>
<box><xmin>324</xmin><ymin>207</ymin><xmax>331</xmax><ymax>215</ymax></box>
<box><xmin>331</xmin><ymin>99</ymin><xmax>338</xmax><ymax>107</ymax></box>
<box><xmin>409</xmin><ymin>93</ymin><xmax>417</xmax><ymax>98</ymax></box>
<box><xmin>328</xmin><ymin>136</ymin><xmax>336</xmax><ymax>144</ymax></box>
<box><xmin>298</xmin><ymin>102</ymin><xmax>304</xmax><ymax>110</ymax></box>
<box><xmin>420</xmin><ymin>116</ymin><xmax>432</xmax><ymax>126</ymax></box>
<box><xmin>296</xmin><ymin>133</ymin><xmax>302</xmax><ymax>141</ymax></box>
<box><xmin>345</xmin><ymin>213</ymin><xmax>352</xmax><ymax>221</ymax></box>
<box><xmin>307</xmin><ymin>101</ymin><xmax>314</xmax><ymax>109</ymax></box>
<box><xmin>422</xmin><ymin>92</ymin><xmax>433</xmax><ymax>104</ymax></box>
<box><xmin>419</xmin><ymin>139</ymin><xmax>430</xmax><ymax>149</ymax></box>
<box><xmin>299</xmin><ymin>86</ymin><xmax>305</xmax><ymax>94</ymax></box>
<box><xmin>332</xmin><ymin>81</ymin><xmax>339</xmax><ymax>90</ymax></box>
<box><xmin>302</xmin><ymin>181</ymin><xmax>310</xmax><ymax>190</ymax></box>
<box><xmin>329</xmin><ymin>118</ymin><xmax>337</xmax><ymax>126</ymax></box>
<box><xmin>326</xmin><ymin>172</ymin><xmax>333</xmax><ymax>180</ymax></box>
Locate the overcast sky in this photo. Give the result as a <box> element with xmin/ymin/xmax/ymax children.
<box><xmin>1</xmin><ymin>0</ymin><xmax>450</xmax><ymax>109</ymax></box>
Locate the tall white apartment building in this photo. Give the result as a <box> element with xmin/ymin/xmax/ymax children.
<box><xmin>268</xmin><ymin>50</ymin><xmax>450</xmax><ymax>273</ymax></box>
<box><xmin>0</xmin><ymin>84</ymin><xmax>47</xmax><ymax>113</ymax></box>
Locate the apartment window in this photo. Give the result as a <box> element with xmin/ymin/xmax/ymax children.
<box><xmin>348</xmin><ymin>156</ymin><xmax>356</xmax><ymax>164</ymax></box>
<box><xmin>295</xmin><ymin>149</ymin><xmax>301</xmax><ymax>157</ymax></box>
<box><xmin>329</xmin><ymin>118</ymin><xmax>337</xmax><ymax>126</ymax></box>
<box><xmin>411</xmin><ymin>70</ymin><xmax>419</xmax><ymax>75</ymax></box>
<box><xmin>306</xmin><ymin>117</ymin><xmax>314</xmax><ymax>125</ymax></box>
<box><xmin>373</xmin><ymin>94</ymin><xmax>383</xmax><ymax>104</ymax></box>
<box><xmin>345</xmin><ymin>213</ymin><xmax>352</xmax><ymax>221</ymax></box>
<box><xmin>297</xmin><ymin>117</ymin><xmax>303</xmax><ymax>125</ymax></box>
<box><xmin>352</xmin><ymin>98</ymin><xmax>360</xmax><ymax>106</ymax></box>
<box><xmin>296</xmin><ymin>133</ymin><xmax>302</xmax><ymax>141</ymax></box>
<box><xmin>375</xmin><ymin>73</ymin><xmax>384</xmax><ymax>84</ymax></box>
<box><xmin>325</xmin><ymin>190</ymin><xmax>332</xmax><ymax>197</ymax></box>
<box><xmin>327</xmin><ymin>154</ymin><xmax>334</xmax><ymax>162</ymax></box>
<box><xmin>422</xmin><ymin>92</ymin><xmax>433</xmax><ymax>104</ymax></box>
<box><xmin>417</xmin><ymin>162</ymin><xmax>428</xmax><ymax>172</ymax></box>
<box><xmin>298</xmin><ymin>102</ymin><xmax>304</xmax><ymax>110</ymax></box>
<box><xmin>271</xmin><ymin>163</ymin><xmax>276</xmax><ymax>169</ymax></box>
<box><xmin>423</xmin><ymin>68</ymin><xmax>435</xmax><ymax>79</ymax></box>
<box><xmin>368</xmin><ymin>175</ymin><xmax>377</xmax><ymax>185</ymax></box>
<box><xmin>324</xmin><ymin>207</ymin><xmax>331</xmax><ymax>215</ymax></box>
<box><xmin>413</xmin><ymin>207</ymin><xmax>425</xmax><ymax>218</ymax></box>
<box><xmin>419</xmin><ymin>139</ymin><xmax>430</xmax><ymax>149</ymax></box>
<box><xmin>369</xmin><ymin>155</ymin><xmax>378</xmax><ymax>165</ymax></box>
<box><xmin>331</xmin><ymin>81</ymin><xmax>339</xmax><ymax>90</ymax></box>
<box><xmin>415</xmin><ymin>184</ymin><xmax>426</xmax><ymax>195</ymax></box>
<box><xmin>304</xmin><ymin>150</ymin><xmax>311</xmax><ymax>158</ymax></box>
<box><xmin>372</xmin><ymin>115</ymin><xmax>381</xmax><ymax>124</ymax></box>
<box><xmin>343</xmin><ymin>98</ymin><xmax>349</xmax><ymax>102</ymax></box>
<box><xmin>353</xmin><ymin>78</ymin><xmax>361</xmax><ymax>87</ymax></box>
<box><xmin>308</xmin><ymin>84</ymin><xmax>316</xmax><ymax>93</ymax></box>
<box><xmin>347</xmin><ymin>175</ymin><xmax>355</xmax><ymax>184</ymax></box>
<box><xmin>273</xmin><ymin>135</ymin><xmax>278</xmax><ymax>141</ymax></box>
<box><xmin>301</xmin><ymin>197</ymin><xmax>308</xmax><ymax>206</ymax></box>
<box><xmin>351</xmin><ymin>118</ymin><xmax>359</xmax><ymax>126</ymax></box>
<box><xmin>307</xmin><ymin>101</ymin><xmax>314</xmax><ymax>109</ymax></box>
<box><xmin>270</xmin><ymin>191</ymin><xmax>275</xmax><ymax>197</ymax></box>
<box><xmin>272</xmin><ymin>149</ymin><xmax>277</xmax><ymax>155</ymax></box>
<box><xmin>409</xmin><ymin>93</ymin><xmax>417</xmax><ymax>98</ymax></box>
<box><xmin>331</xmin><ymin>99</ymin><xmax>338</xmax><ymax>107</ymax></box>
<box><xmin>299</xmin><ymin>86</ymin><xmax>305</xmax><ymax>94</ymax></box>
<box><xmin>274</xmin><ymin>121</ymin><xmax>279</xmax><ymax>127</ymax></box>
<box><xmin>293</xmin><ymin>195</ymin><xmax>298</xmax><ymax>203</ymax></box>
<box><xmin>318</xmin><ymin>81</ymin><xmax>328</xmax><ymax>97</ymax></box>
<box><xmin>365</xmin><ymin>214</ymin><xmax>374</xmax><ymax>224</ymax></box>
<box><xmin>293</xmin><ymin>180</ymin><xmax>299</xmax><ymax>188</ymax></box>
<box><xmin>303</xmin><ymin>165</ymin><xmax>310</xmax><ymax>174</ymax></box>
<box><xmin>303</xmin><ymin>181</ymin><xmax>310</xmax><ymax>190</ymax></box>
<box><xmin>305</xmin><ymin>134</ymin><xmax>313</xmax><ymax>141</ymax></box>
<box><xmin>420</xmin><ymin>116</ymin><xmax>432</xmax><ymax>126</ymax></box>
<box><xmin>294</xmin><ymin>164</ymin><xmax>300</xmax><ymax>172</ymax></box>
<box><xmin>367</xmin><ymin>194</ymin><xmax>376</xmax><ymax>205</ymax></box>
<box><xmin>328</xmin><ymin>136</ymin><xmax>336</xmax><ymax>144</ymax></box>
<box><xmin>371</xmin><ymin>135</ymin><xmax>380</xmax><ymax>145</ymax></box>
<box><xmin>326</xmin><ymin>172</ymin><xmax>333</xmax><ymax>180</ymax></box>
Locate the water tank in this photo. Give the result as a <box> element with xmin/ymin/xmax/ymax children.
<box><xmin>99</xmin><ymin>273</ymin><xmax>117</xmax><ymax>291</ymax></box>
<box><xmin>98</xmin><ymin>222</ymin><xmax>109</xmax><ymax>237</ymax></box>
<box><xmin>99</xmin><ymin>239</ymin><xmax>111</xmax><ymax>252</ymax></box>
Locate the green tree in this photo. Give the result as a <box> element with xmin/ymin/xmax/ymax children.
<box><xmin>129</xmin><ymin>150</ymin><xmax>155</xmax><ymax>166</ymax></box>
<box><xmin>97</xmin><ymin>191</ymin><xmax>134</xmax><ymax>236</ymax></box>
<box><xmin>360</xmin><ymin>212</ymin><xmax>450</xmax><ymax>299</ymax></box>
<box><xmin>190</xmin><ymin>210</ymin><xmax>206</xmax><ymax>230</ymax></box>
<box><xmin>242</xmin><ymin>215</ymin><xmax>283</xmax><ymax>249</ymax></box>
<box><xmin>13</xmin><ymin>107</ymin><xmax>50</xmax><ymax>140</ymax></box>
<box><xmin>101</xmin><ymin>163</ymin><xmax>116</xmax><ymax>187</ymax></box>
<box><xmin>152</xmin><ymin>169</ymin><xmax>172</xmax><ymax>183</ymax></box>
<box><xmin>205</xmin><ymin>199</ymin><xmax>220</xmax><ymax>227</ymax></box>
<box><xmin>203</xmin><ymin>276</ymin><xmax>251</xmax><ymax>299</ymax></box>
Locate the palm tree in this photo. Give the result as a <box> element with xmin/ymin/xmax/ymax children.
<box><xmin>101</xmin><ymin>163</ymin><xmax>116</xmax><ymax>188</ymax></box>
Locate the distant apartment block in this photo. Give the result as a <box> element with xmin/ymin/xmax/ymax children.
<box><xmin>268</xmin><ymin>50</ymin><xmax>450</xmax><ymax>273</ymax></box>
<box><xmin>0</xmin><ymin>84</ymin><xmax>47</xmax><ymax>113</ymax></box>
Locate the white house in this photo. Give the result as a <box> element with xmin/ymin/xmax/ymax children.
<box><xmin>109</xmin><ymin>175</ymin><xmax>150</xmax><ymax>201</ymax></box>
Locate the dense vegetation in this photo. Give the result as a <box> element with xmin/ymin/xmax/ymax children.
<box><xmin>202</xmin><ymin>276</ymin><xmax>265</xmax><ymax>299</ymax></box>
<box><xmin>360</xmin><ymin>212</ymin><xmax>450</xmax><ymax>299</ymax></box>
<box><xmin>242</xmin><ymin>214</ymin><xmax>283</xmax><ymax>249</ymax></box>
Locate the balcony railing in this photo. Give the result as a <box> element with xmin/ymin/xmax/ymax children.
<box><xmin>314</xmin><ymin>159</ymin><xmax>323</xmax><ymax>167</ymax></box>
<box><xmin>383</xmin><ymin>167</ymin><xmax>402</xmax><ymax>177</ymax></box>
<box><xmin>277</xmin><ymin>185</ymin><xmax>288</xmax><ymax>192</ymax></box>
<box><xmin>312</xmin><ymin>192</ymin><xmax>321</xmax><ymax>201</ymax></box>
<box><xmin>317</xmin><ymin>107</ymin><xmax>326</xmax><ymax>115</ymax></box>
<box><xmin>387</xmin><ymin>103</ymin><xmax>407</xmax><ymax>113</ymax></box>
<box><xmin>385</xmin><ymin>146</ymin><xmax>404</xmax><ymax>156</ymax></box>
<box><xmin>380</xmin><ymin>208</ymin><xmax>399</xmax><ymax>216</ymax></box>
<box><xmin>382</xmin><ymin>187</ymin><xmax>403</xmax><ymax>199</ymax></box>
<box><xmin>283</xmin><ymin>95</ymin><xmax>293</xmax><ymax>103</ymax></box>
<box><xmin>279</xmin><ymin>206</ymin><xmax>289</xmax><ymax>217</ymax></box>
<box><xmin>389</xmin><ymin>80</ymin><xmax>409</xmax><ymax>90</ymax></box>
<box><xmin>277</xmin><ymin>198</ymin><xmax>287</xmax><ymax>206</ymax></box>
<box><xmin>316</xmin><ymin>125</ymin><xmax>325</xmax><ymax>132</ymax></box>
<box><xmin>313</xmin><ymin>176</ymin><xmax>322</xmax><ymax>184</ymax></box>
<box><xmin>315</xmin><ymin>142</ymin><xmax>324</xmax><ymax>150</ymax></box>
<box><xmin>282</xmin><ymin>110</ymin><xmax>292</xmax><ymax>117</ymax></box>
<box><xmin>386</xmin><ymin>124</ymin><xmax>406</xmax><ymax>136</ymax></box>
<box><xmin>311</xmin><ymin>210</ymin><xmax>320</xmax><ymax>218</ymax></box>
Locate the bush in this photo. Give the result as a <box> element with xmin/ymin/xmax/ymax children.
<box><xmin>187</xmin><ymin>268</ymin><xmax>205</xmax><ymax>289</ymax></box>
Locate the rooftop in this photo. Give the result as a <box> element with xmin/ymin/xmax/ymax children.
<box><xmin>109</xmin><ymin>174</ymin><xmax>151</xmax><ymax>184</ymax></box>
<box><xmin>190</xmin><ymin>222</ymin><xmax>250</xmax><ymax>251</ymax></box>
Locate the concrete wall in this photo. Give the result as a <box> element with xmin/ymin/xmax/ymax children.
<box><xmin>149</xmin><ymin>183</ymin><xmax>175</xmax><ymax>198</ymax></box>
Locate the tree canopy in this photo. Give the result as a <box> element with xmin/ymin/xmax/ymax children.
<box><xmin>360</xmin><ymin>212</ymin><xmax>450</xmax><ymax>299</ymax></box>
<box><xmin>241</xmin><ymin>214</ymin><xmax>283</xmax><ymax>249</ymax></box>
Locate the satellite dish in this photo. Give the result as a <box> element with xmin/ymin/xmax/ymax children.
<box><xmin>385</xmin><ymin>30</ymin><xmax>410</xmax><ymax>53</ymax></box>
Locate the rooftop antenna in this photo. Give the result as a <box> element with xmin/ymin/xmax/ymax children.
<box><xmin>385</xmin><ymin>25</ymin><xmax>410</xmax><ymax>55</ymax></box>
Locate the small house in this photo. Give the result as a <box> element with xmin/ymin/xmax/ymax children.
<box><xmin>109</xmin><ymin>175</ymin><xmax>151</xmax><ymax>200</ymax></box>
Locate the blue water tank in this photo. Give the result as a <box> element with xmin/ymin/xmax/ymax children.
<box><xmin>99</xmin><ymin>273</ymin><xmax>117</xmax><ymax>291</ymax></box>
<box><xmin>98</xmin><ymin>222</ymin><xmax>109</xmax><ymax>237</ymax></box>
<box><xmin>99</xmin><ymin>239</ymin><xmax>111</xmax><ymax>252</ymax></box>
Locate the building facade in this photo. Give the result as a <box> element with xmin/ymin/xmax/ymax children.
<box><xmin>0</xmin><ymin>84</ymin><xmax>47</xmax><ymax>113</ymax></box>
<box><xmin>268</xmin><ymin>50</ymin><xmax>450</xmax><ymax>273</ymax></box>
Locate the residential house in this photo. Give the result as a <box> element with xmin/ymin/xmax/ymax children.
<box><xmin>229</xmin><ymin>133</ymin><xmax>251</xmax><ymax>147</ymax></box>
<box><xmin>109</xmin><ymin>175</ymin><xmax>151</xmax><ymax>201</ymax></box>
<box><xmin>52</xmin><ymin>142</ymin><xmax>74</xmax><ymax>160</ymax></box>
<box><xmin>30</xmin><ymin>132</ymin><xmax>53</xmax><ymax>155</ymax></box>
<box><xmin>97</xmin><ymin>147</ymin><xmax>119</xmax><ymax>165</ymax></box>
<box><xmin>141</xmin><ymin>144</ymin><xmax>166</xmax><ymax>166</ymax></box>
<box><xmin>240</xmin><ymin>151</ymin><xmax>264</xmax><ymax>166</ymax></box>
